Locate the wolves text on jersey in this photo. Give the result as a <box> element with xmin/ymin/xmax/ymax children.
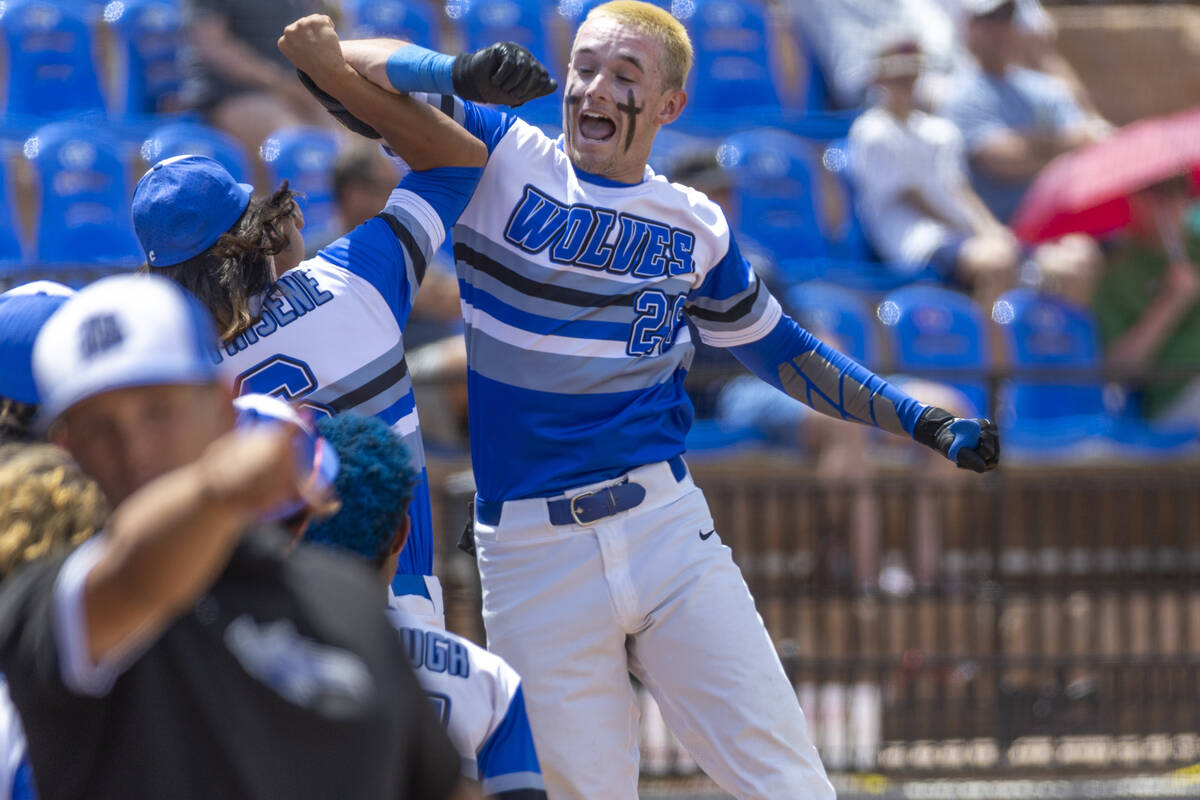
<box><xmin>503</xmin><ymin>185</ymin><xmax>696</xmax><ymax>279</ymax></box>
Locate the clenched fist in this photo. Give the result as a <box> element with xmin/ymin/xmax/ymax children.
<box><xmin>278</xmin><ymin>14</ymin><xmax>346</xmax><ymax>82</ymax></box>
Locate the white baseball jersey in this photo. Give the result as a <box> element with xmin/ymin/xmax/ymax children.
<box><xmin>385</xmin><ymin>609</ymin><xmax>544</xmax><ymax>798</ymax></box>
<box><xmin>212</xmin><ymin>167</ymin><xmax>479</xmax><ymax>589</ymax></box>
<box><xmin>422</xmin><ymin>97</ymin><xmax>781</xmax><ymax>503</ymax></box>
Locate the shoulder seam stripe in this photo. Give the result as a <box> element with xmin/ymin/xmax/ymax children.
<box><xmin>687</xmin><ymin>280</ymin><xmax>761</xmax><ymax>323</ymax></box>
<box><xmin>455</xmin><ymin>243</ymin><xmax>637</xmax><ymax>309</ymax></box>
<box><xmin>375</xmin><ymin>212</ymin><xmax>428</xmax><ymax>285</ymax></box>
<box><xmin>328</xmin><ymin>356</ymin><xmax>409</xmax><ymax>411</ymax></box>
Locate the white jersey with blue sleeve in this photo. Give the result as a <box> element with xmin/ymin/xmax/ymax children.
<box><xmin>421</xmin><ymin>95</ymin><xmax>927</xmax><ymax>503</ymax></box>
<box><xmin>385</xmin><ymin>609</ymin><xmax>544</xmax><ymax>799</ymax></box>
<box><xmin>214</xmin><ymin>166</ymin><xmax>481</xmax><ymax>589</ymax></box>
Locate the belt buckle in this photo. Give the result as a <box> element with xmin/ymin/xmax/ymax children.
<box><xmin>569</xmin><ymin>489</ymin><xmax>599</xmax><ymax>527</ymax></box>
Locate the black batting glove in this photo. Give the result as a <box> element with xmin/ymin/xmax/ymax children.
<box><xmin>912</xmin><ymin>407</ymin><xmax>1000</xmax><ymax>473</ymax></box>
<box><xmin>451</xmin><ymin>42</ymin><xmax>557</xmax><ymax>107</ymax></box>
<box><xmin>296</xmin><ymin>70</ymin><xmax>381</xmax><ymax>139</ymax></box>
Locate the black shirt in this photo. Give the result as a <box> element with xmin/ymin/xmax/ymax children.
<box><xmin>0</xmin><ymin>528</ymin><xmax>461</xmax><ymax>800</ymax></box>
<box><xmin>181</xmin><ymin>0</ymin><xmax>328</xmax><ymax>110</ymax></box>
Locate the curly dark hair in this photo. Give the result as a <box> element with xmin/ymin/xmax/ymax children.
<box><xmin>141</xmin><ymin>182</ymin><xmax>300</xmax><ymax>344</ymax></box>
<box><xmin>0</xmin><ymin>397</ymin><xmax>39</xmax><ymax>445</ymax></box>
<box><xmin>303</xmin><ymin>413</ymin><xmax>417</xmax><ymax>569</ymax></box>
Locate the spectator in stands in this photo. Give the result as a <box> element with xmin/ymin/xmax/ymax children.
<box><xmin>795</xmin><ymin>0</ymin><xmax>1071</xmax><ymax>110</ymax></box>
<box><xmin>938</xmin><ymin>0</ymin><xmax>1105</xmax><ymax>225</ymax></box>
<box><xmin>1093</xmin><ymin>174</ymin><xmax>1200</xmax><ymax>424</ymax></box>
<box><xmin>181</xmin><ymin>0</ymin><xmax>331</xmax><ymax>183</ymax></box>
<box><xmin>0</xmin><ymin>443</ymin><xmax>110</xmax><ymax>799</ymax></box>
<box><xmin>0</xmin><ymin>283</ymin><xmax>74</xmax><ymax>444</ymax></box>
<box><xmin>2</xmin><ymin>273</ymin><xmax>468</xmax><ymax>799</ymax></box>
<box><xmin>848</xmin><ymin>37</ymin><xmax>1020</xmax><ymax>303</ymax></box>
<box><xmin>332</xmin><ymin>143</ymin><xmax>402</xmax><ymax>234</ymax></box>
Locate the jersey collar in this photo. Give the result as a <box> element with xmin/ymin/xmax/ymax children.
<box><xmin>556</xmin><ymin>138</ymin><xmax>652</xmax><ymax>187</ymax></box>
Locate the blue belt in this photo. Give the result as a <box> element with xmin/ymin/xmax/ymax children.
<box><xmin>475</xmin><ymin>455</ymin><xmax>687</xmax><ymax>527</ymax></box>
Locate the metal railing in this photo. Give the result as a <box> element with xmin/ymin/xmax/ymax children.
<box><xmin>431</xmin><ymin>459</ymin><xmax>1200</xmax><ymax>777</ymax></box>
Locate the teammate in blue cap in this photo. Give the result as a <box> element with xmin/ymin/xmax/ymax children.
<box><xmin>0</xmin><ymin>281</ymin><xmax>74</xmax><ymax>443</ymax></box>
<box><xmin>131</xmin><ymin>17</ymin><xmax>554</xmax><ymax>627</ymax></box>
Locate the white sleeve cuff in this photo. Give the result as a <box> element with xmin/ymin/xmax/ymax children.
<box><xmin>51</xmin><ymin>536</ymin><xmax>151</xmax><ymax>698</ymax></box>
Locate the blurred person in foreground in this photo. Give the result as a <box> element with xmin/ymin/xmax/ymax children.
<box><xmin>180</xmin><ymin>0</ymin><xmax>332</xmax><ymax>183</ymax></box>
<box><xmin>0</xmin><ymin>444</ymin><xmax>109</xmax><ymax>798</ymax></box>
<box><xmin>1092</xmin><ymin>174</ymin><xmax>1200</xmax><ymax>425</ymax></box>
<box><xmin>0</xmin><ymin>282</ymin><xmax>74</xmax><ymax>444</ymax></box>
<box><xmin>938</xmin><ymin>0</ymin><xmax>1106</xmax><ymax>226</ymax></box>
<box><xmin>303</xmin><ymin>412</ymin><xmax>547</xmax><ymax>799</ymax></box>
<box><xmin>0</xmin><ymin>273</ymin><xmax>467</xmax><ymax>800</ymax></box>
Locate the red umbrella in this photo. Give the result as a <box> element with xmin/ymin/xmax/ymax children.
<box><xmin>1011</xmin><ymin>106</ymin><xmax>1200</xmax><ymax>243</ymax></box>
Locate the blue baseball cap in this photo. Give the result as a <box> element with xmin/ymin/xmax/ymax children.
<box><xmin>234</xmin><ymin>394</ymin><xmax>340</xmax><ymax>522</ymax></box>
<box><xmin>132</xmin><ymin>154</ymin><xmax>255</xmax><ymax>267</ymax></box>
<box><xmin>0</xmin><ymin>281</ymin><xmax>75</xmax><ymax>406</ymax></box>
<box><xmin>32</xmin><ymin>274</ymin><xmax>221</xmax><ymax>424</ymax></box>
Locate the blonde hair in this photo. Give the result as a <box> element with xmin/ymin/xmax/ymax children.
<box><xmin>582</xmin><ymin>1</ymin><xmax>694</xmax><ymax>91</ymax></box>
<box><xmin>0</xmin><ymin>444</ymin><xmax>108</xmax><ymax>581</ymax></box>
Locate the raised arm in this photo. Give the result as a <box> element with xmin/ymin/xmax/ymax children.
<box><xmin>81</xmin><ymin>423</ymin><xmax>306</xmax><ymax>665</ymax></box>
<box><xmin>278</xmin><ymin>16</ymin><xmax>485</xmax><ymax>170</ymax></box>
<box><xmin>688</xmin><ymin>237</ymin><xmax>1000</xmax><ymax>472</ymax></box>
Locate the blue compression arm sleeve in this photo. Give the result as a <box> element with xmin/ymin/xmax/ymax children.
<box><xmin>385</xmin><ymin>44</ymin><xmax>456</xmax><ymax>95</ymax></box>
<box><xmin>729</xmin><ymin>316</ymin><xmax>929</xmax><ymax>437</ymax></box>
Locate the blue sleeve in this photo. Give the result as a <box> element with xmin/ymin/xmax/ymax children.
<box><xmin>398</xmin><ymin>165</ymin><xmax>483</xmax><ymax>233</ymax></box>
<box><xmin>477</xmin><ymin>685</ymin><xmax>546</xmax><ymax>798</ymax></box>
<box><xmin>316</xmin><ymin>166</ymin><xmax>479</xmax><ymax>327</ymax></box>
<box><xmin>460</xmin><ymin>99</ymin><xmax>518</xmax><ymax>154</ymax></box>
<box><xmin>728</xmin><ymin>315</ymin><xmax>928</xmax><ymax>437</ymax></box>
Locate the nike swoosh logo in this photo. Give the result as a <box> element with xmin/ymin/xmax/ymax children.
<box><xmin>699</xmin><ymin>529</ymin><xmax>715</xmax><ymax>541</ymax></box>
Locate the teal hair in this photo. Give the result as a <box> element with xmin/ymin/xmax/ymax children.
<box><xmin>303</xmin><ymin>413</ymin><xmax>417</xmax><ymax>567</ymax></box>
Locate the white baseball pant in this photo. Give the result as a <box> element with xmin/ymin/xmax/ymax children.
<box><xmin>473</xmin><ymin>459</ymin><xmax>834</xmax><ymax>799</ymax></box>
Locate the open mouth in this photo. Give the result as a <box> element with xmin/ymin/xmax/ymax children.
<box><xmin>578</xmin><ymin>110</ymin><xmax>616</xmax><ymax>142</ymax></box>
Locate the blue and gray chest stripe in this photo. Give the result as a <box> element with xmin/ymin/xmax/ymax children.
<box><xmin>687</xmin><ymin>277</ymin><xmax>775</xmax><ymax>341</ymax></box>
<box><xmin>376</xmin><ymin>204</ymin><xmax>431</xmax><ymax>290</ymax></box>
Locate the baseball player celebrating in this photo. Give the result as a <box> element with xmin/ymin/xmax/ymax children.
<box><xmin>301</xmin><ymin>412</ymin><xmax>546</xmax><ymax>800</ymax></box>
<box><xmin>328</xmin><ymin>3</ymin><xmax>1000</xmax><ymax>797</ymax></box>
<box><xmin>129</xmin><ymin>20</ymin><xmax>553</xmax><ymax>627</ymax></box>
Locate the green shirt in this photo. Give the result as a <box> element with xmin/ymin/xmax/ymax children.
<box><xmin>1092</xmin><ymin>235</ymin><xmax>1200</xmax><ymax>418</ymax></box>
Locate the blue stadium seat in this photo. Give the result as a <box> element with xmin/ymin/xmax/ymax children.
<box><xmin>105</xmin><ymin>0</ymin><xmax>183</xmax><ymax>115</ymax></box>
<box><xmin>718</xmin><ymin>128</ymin><xmax>825</xmax><ymax>267</ymax></box>
<box><xmin>261</xmin><ymin>126</ymin><xmax>340</xmax><ymax>242</ymax></box>
<box><xmin>1</xmin><ymin>1</ymin><xmax>106</xmax><ymax>118</ymax></box>
<box><xmin>993</xmin><ymin>288</ymin><xmax>1198</xmax><ymax>460</ymax></box>
<box><xmin>673</xmin><ymin>0</ymin><xmax>779</xmax><ymax>115</ymax></box>
<box><xmin>456</xmin><ymin>0</ymin><xmax>560</xmax><ymax>122</ymax></box>
<box><xmin>0</xmin><ymin>144</ymin><xmax>25</xmax><ymax>267</ymax></box>
<box><xmin>877</xmin><ymin>285</ymin><xmax>989</xmax><ymax>417</ymax></box>
<box><xmin>341</xmin><ymin>0</ymin><xmax>437</xmax><ymax>47</ymax></box>
<box><xmin>820</xmin><ymin>139</ymin><xmax>874</xmax><ymax>263</ymax></box>
<box><xmin>25</xmin><ymin>121</ymin><xmax>143</xmax><ymax>266</ymax></box>
<box><xmin>142</xmin><ymin>121</ymin><xmax>251</xmax><ymax>183</ymax></box>
<box><xmin>784</xmin><ymin>282</ymin><xmax>877</xmax><ymax>367</ymax></box>
<box><xmin>992</xmin><ymin>288</ymin><xmax>1107</xmax><ymax>424</ymax></box>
